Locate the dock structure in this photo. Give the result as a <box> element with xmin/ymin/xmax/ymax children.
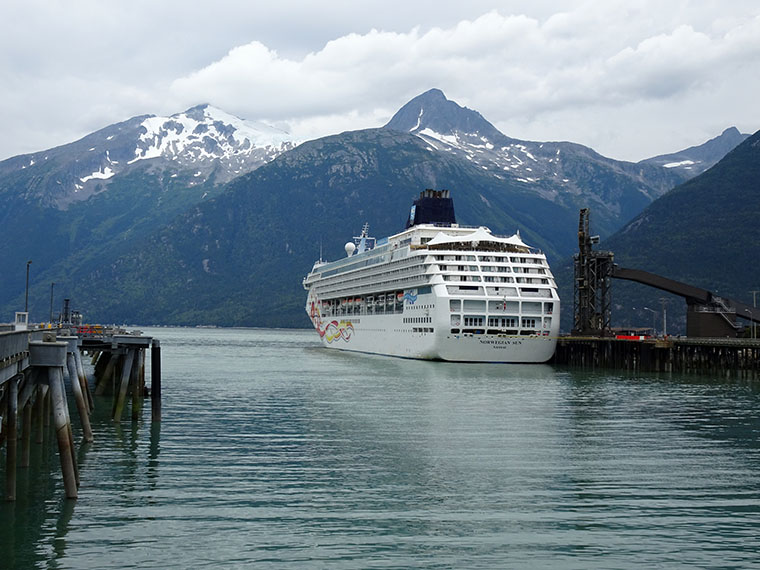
<box><xmin>553</xmin><ymin>336</ymin><xmax>760</xmax><ymax>375</ymax></box>
<box><xmin>563</xmin><ymin>207</ymin><xmax>760</xmax><ymax>374</ymax></box>
<box><xmin>0</xmin><ymin>325</ymin><xmax>161</xmax><ymax>501</ymax></box>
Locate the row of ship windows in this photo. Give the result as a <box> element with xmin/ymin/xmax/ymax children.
<box><xmin>403</xmin><ymin>316</ymin><xmax>432</xmax><ymax>324</ymax></box>
<box><xmin>451</xmin><ymin>329</ymin><xmax>550</xmax><ymax>336</ymax></box>
<box><xmin>321</xmin><ymin>272</ymin><xmax>427</xmax><ymax>300</ymax></box>
<box><xmin>447</xmin><ymin>285</ymin><xmax>554</xmax><ymax>298</ymax></box>
<box><xmin>319</xmin><ymin>265</ymin><xmax>426</xmax><ymax>297</ymax></box>
<box><xmin>433</xmin><ymin>254</ymin><xmax>545</xmax><ymax>265</ymax></box>
<box><xmin>319</xmin><ymin>260</ymin><xmax>422</xmax><ymax>289</ymax></box>
<box><xmin>450</xmin><ymin>299</ymin><xmax>554</xmax><ymax>313</ymax></box>
<box><xmin>452</xmin><ymin>315</ymin><xmax>552</xmax><ymax>329</ymax></box>
<box><xmin>437</xmin><ymin>265</ymin><xmax>547</xmax><ymax>275</ymax></box>
<box><xmin>443</xmin><ymin>275</ymin><xmax>551</xmax><ymax>285</ymax></box>
<box><xmin>317</xmin><ymin>293</ymin><xmax>555</xmax><ymax>318</ymax></box>
<box><xmin>317</xmin><ymin>292</ymin><xmax>402</xmax><ymax>314</ymax></box>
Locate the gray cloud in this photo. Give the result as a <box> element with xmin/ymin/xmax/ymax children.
<box><xmin>1</xmin><ymin>0</ymin><xmax>758</xmax><ymax>161</ymax></box>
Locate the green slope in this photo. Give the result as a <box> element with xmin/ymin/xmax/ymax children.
<box><xmin>58</xmin><ymin>130</ymin><xmax>589</xmax><ymax>327</ymax></box>
<box><xmin>558</xmin><ymin>130</ymin><xmax>760</xmax><ymax>333</ymax></box>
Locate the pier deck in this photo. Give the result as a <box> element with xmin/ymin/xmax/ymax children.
<box><xmin>553</xmin><ymin>335</ymin><xmax>760</xmax><ymax>374</ymax></box>
<box><xmin>1</xmin><ymin>325</ymin><xmax>161</xmax><ymax>501</ymax></box>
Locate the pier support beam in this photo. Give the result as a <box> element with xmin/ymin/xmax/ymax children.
<box><xmin>131</xmin><ymin>349</ymin><xmax>144</xmax><ymax>421</ymax></box>
<box><xmin>33</xmin><ymin>383</ymin><xmax>46</xmax><ymax>444</ymax></box>
<box><xmin>151</xmin><ymin>340</ymin><xmax>162</xmax><ymax>422</ymax></box>
<box><xmin>48</xmin><ymin>367</ymin><xmax>78</xmax><ymax>498</ymax></box>
<box><xmin>61</xmin><ymin>336</ymin><xmax>93</xmax><ymax>443</ymax></box>
<box><xmin>75</xmin><ymin>349</ymin><xmax>94</xmax><ymax>412</ymax></box>
<box><xmin>29</xmin><ymin>337</ymin><xmax>78</xmax><ymax>500</ymax></box>
<box><xmin>4</xmin><ymin>373</ymin><xmax>20</xmax><ymax>501</ymax></box>
<box><xmin>21</xmin><ymin>395</ymin><xmax>32</xmax><ymax>468</ymax></box>
<box><xmin>113</xmin><ymin>349</ymin><xmax>134</xmax><ymax>422</ymax></box>
<box><xmin>95</xmin><ymin>353</ymin><xmax>117</xmax><ymax>396</ymax></box>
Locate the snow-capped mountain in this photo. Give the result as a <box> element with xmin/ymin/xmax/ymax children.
<box><xmin>2</xmin><ymin>89</ymin><xmax>753</xmax><ymax>327</ymax></box>
<box><xmin>639</xmin><ymin>126</ymin><xmax>750</xmax><ymax>176</ymax></box>
<box><xmin>0</xmin><ymin>104</ymin><xmax>297</xmax><ymax>208</ymax></box>
<box><xmin>129</xmin><ymin>105</ymin><xmax>294</xmax><ymax>172</ymax></box>
<box><xmin>384</xmin><ymin>89</ymin><xmax>522</xmax><ymax>175</ymax></box>
<box><xmin>383</xmin><ymin>89</ymin><xmax>685</xmax><ymax>223</ymax></box>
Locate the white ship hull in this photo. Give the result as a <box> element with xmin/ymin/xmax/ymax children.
<box><xmin>303</xmin><ymin>191</ymin><xmax>560</xmax><ymax>364</ymax></box>
<box><xmin>306</xmin><ymin>284</ymin><xmax>558</xmax><ymax>363</ymax></box>
<box><xmin>312</xmin><ymin>319</ymin><xmax>557</xmax><ymax>362</ymax></box>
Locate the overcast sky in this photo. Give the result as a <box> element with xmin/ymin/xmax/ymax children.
<box><xmin>1</xmin><ymin>0</ymin><xmax>758</xmax><ymax>162</ymax></box>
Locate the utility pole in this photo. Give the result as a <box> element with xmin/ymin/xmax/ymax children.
<box><xmin>50</xmin><ymin>282</ymin><xmax>55</xmax><ymax>323</ymax></box>
<box><xmin>643</xmin><ymin>307</ymin><xmax>657</xmax><ymax>336</ymax></box>
<box><xmin>660</xmin><ymin>297</ymin><xmax>668</xmax><ymax>337</ymax></box>
<box><xmin>25</xmin><ymin>260</ymin><xmax>32</xmax><ymax>313</ymax></box>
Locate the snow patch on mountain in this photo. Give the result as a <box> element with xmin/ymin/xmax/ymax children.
<box><xmin>411</xmin><ymin>109</ymin><xmax>423</xmax><ymax>131</ymax></box>
<box><xmin>411</xmin><ymin>127</ymin><xmax>548</xmax><ymax>185</ymax></box>
<box><xmin>80</xmin><ymin>166</ymin><xmax>115</xmax><ymax>183</ymax></box>
<box><xmin>129</xmin><ymin>105</ymin><xmax>295</xmax><ymax>166</ymax></box>
<box><xmin>663</xmin><ymin>159</ymin><xmax>696</xmax><ymax>169</ymax></box>
<box><xmin>1</xmin><ymin>103</ymin><xmax>299</xmax><ymax>209</ymax></box>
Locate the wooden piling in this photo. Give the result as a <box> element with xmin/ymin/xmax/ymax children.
<box><xmin>58</xmin><ymin>365</ymin><xmax>80</xmax><ymax>488</ymax></box>
<box><xmin>0</xmin><ymin>389</ymin><xmax>6</xmax><ymax>450</ymax></box>
<box><xmin>43</xmin><ymin>382</ymin><xmax>51</xmax><ymax>427</ymax></box>
<box><xmin>113</xmin><ymin>349</ymin><xmax>135</xmax><ymax>422</ymax></box>
<box><xmin>67</xmin><ymin>352</ymin><xmax>93</xmax><ymax>443</ymax></box>
<box><xmin>75</xmin><ymin>349</ymin><xmax>94</xmax><ymax>412</ymax></box>
<box><xmin>95</xmin><ymin>352</ymin><xmax>117</xmax><ymax>396</ymax></box>
<box><xmin>33</xmin><ymin>385</ymin><xmax>46</xmax><ymax>444</ymax></box>
<box><xmin>18</xmin><ymin>369</ymin><xmax>38</xmax><ymax>411</ymax></box>
<box><xmin>139</xmin><ymin>348</ymin><xmax>146</xmax><ymax>395</ymax></box>
<box><xmin>151</xmin><ymin>340</ymin><xmax>162</xmax><ymax>422</ymax></box>
<box><xmin>93</xmin><ymin>350</ymin><xmax>109</xmax><ymax>382</ymax></box>
<box><xmin>48</xmin><ymin>367</ymin><xmax>78</xmax><ymax>499</ymax></box>
<box><xmin>131</xmin><ymin>350</ymin><xmax>143</xmax><ymax>421</ymax></box>
<box><xmin>21</xmin><ymin>398</ymin><xmax>32</xmax><ymax>468</ymax></box>
<box><xmin>4</xmin><ymin>373</ymin><xmax>20</xmax><ymax>501</ymax></box>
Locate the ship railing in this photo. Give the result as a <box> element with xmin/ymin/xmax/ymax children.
<box><xmin>427</xmin><ymin>243</ymin><xmax>532</xmax><ymax>254</ymax></box>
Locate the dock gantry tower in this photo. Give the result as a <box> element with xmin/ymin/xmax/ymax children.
<box><xmin>573</xmin><ymin>208</ymin><xmax>614</xmax><ymax>336</ymax></box>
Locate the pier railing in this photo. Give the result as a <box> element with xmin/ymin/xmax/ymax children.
<box><xmin>0</xmin><ymin>330</ymin><xmax>29</xmax><ymax>362</ymax></box>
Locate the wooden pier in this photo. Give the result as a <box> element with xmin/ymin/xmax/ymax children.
<box><xmin>1</xmin><ymin>326</ymin><xmax>161</xmax><ymax>501</ymax></box>
<box><xmin>553</xmin><ymin>336</ymin><xmax>760</xmax><ymax>375</ymax></box>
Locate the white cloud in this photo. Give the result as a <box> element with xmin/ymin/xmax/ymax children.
<box><xmin>0</xmin><ymin>1</ymin><xmax>758</xmax><ymax>161</ymax></box>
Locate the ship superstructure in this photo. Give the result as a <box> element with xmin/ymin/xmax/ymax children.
<box><xmin>303</xmin><ymin>190</ymin><xmax>560</xmax><ymax>362</ymax></box>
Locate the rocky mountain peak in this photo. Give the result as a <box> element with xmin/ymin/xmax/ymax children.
<box><xmin>384</xmin><ymin>88</ymin><xmax>503</xmax><ymax>141</ymax></box>
<box><xmin>639</xmin><ymin>125</ymin><xmax>750</xmax><ymax>176</ymax></box>
<box><xmin>0</xmin><ymin>104</ymin><xmax>297</xmax><ymax>209</ymax></box>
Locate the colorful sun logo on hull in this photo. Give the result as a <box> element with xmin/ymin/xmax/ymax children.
<box><xmin>309</xmin><ymin>299</ymin><xmax>354</xmax><ymax>343</ymax></box>
<box><xmin>324</xmin><ymin>320</ymin><xmax>354</xmax><ymax>342</ymax></box>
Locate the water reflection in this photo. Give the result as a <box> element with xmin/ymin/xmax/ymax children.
<box><xmin>2</xmin><ymin>328</ymin><xmax>759</xmax><ymax>568</ymax></box>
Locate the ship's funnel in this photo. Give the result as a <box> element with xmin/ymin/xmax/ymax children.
<box><xmin>405</xmin><ymin>189</ymin><xmax>456</xmax><ymax>229</ymax></box>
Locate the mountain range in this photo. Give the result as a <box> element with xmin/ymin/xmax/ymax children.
<box><xmin>602</xmin><ymin>129</ymin><xmax>760</xmax><ymax>334</ymax></box>
<box><xmin>0</xmin><ymin>89</ymin><xmax>752</xmax><ymax>328</ymax></box>
<box><xmin>0</xmin><ymin>104</ymin><xmax>295</xmax><ymax>209</ymax></box>
<box><xmin>640</xmin><ymin>126</ymin><xmax>749</xmax><ymax>176</ymax></box>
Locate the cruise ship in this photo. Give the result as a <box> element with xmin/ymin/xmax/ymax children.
<box><xmin>303</xmin><ymin>190</ymin><xmax>560</xmax><ymax>362</ymax></box>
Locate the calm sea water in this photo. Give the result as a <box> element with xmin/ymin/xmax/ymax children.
<box><xmin>2</xmin><ymin>327</ymin><xmax>760</xmax><ymax>568</ymax></box>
